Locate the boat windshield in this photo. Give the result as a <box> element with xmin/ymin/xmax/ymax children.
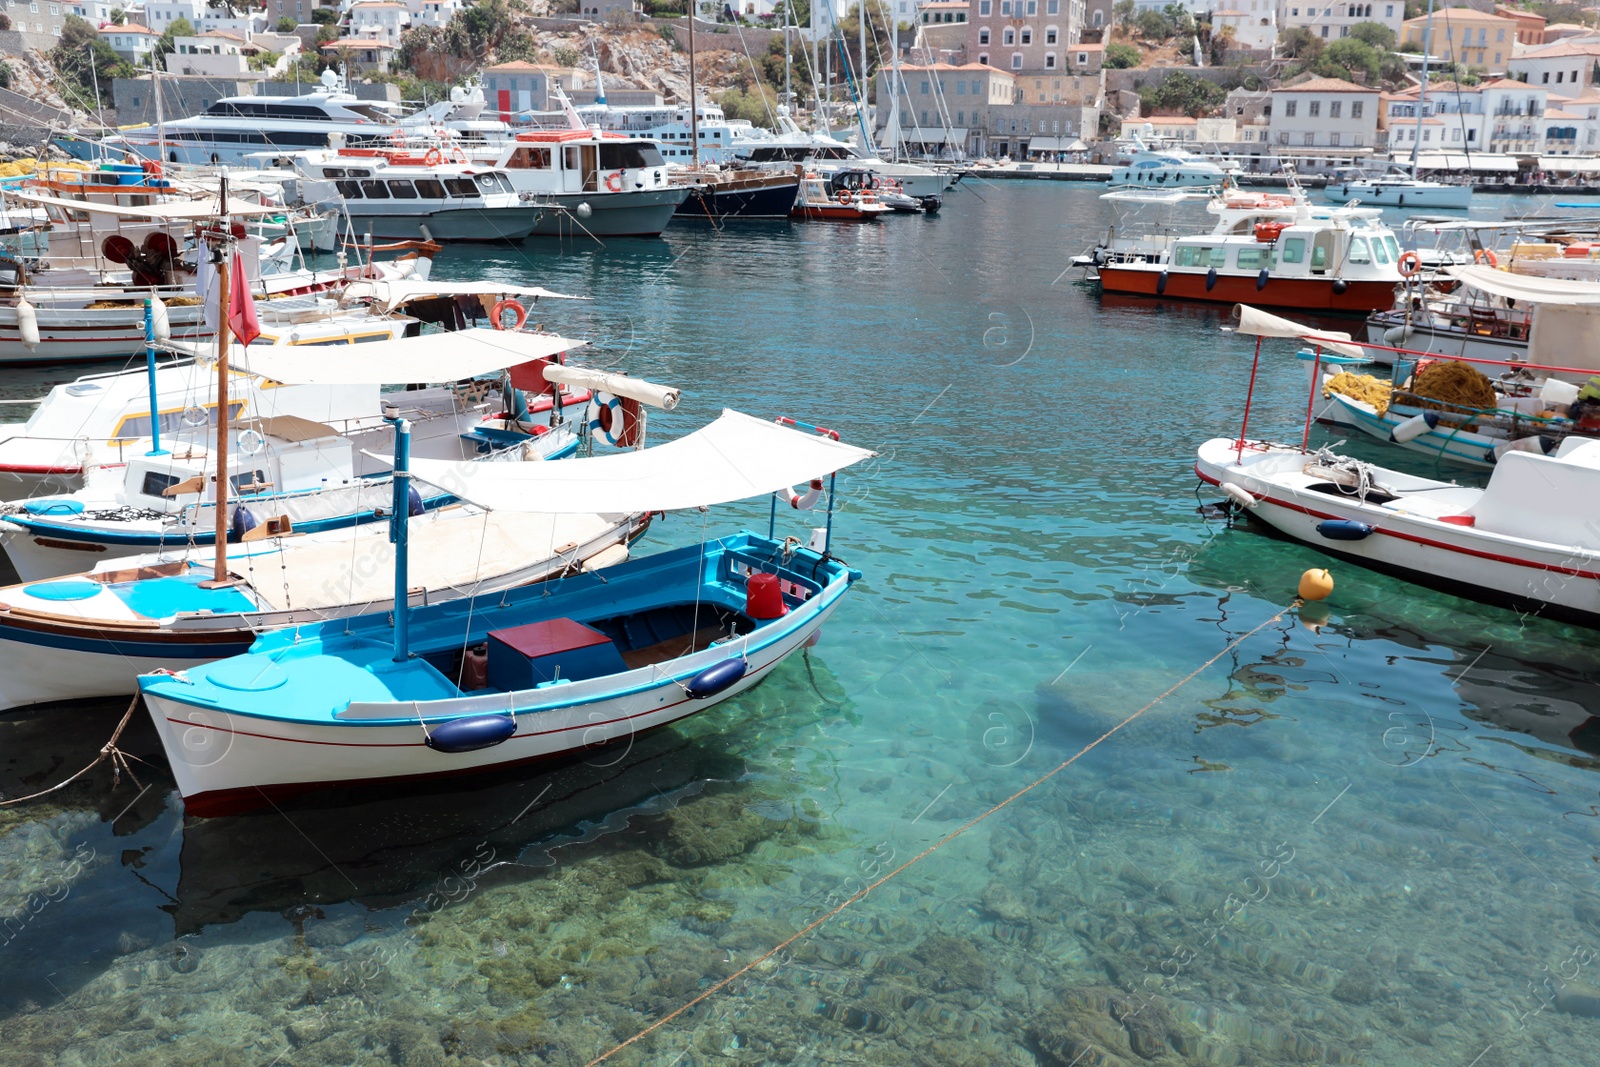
<box><xmin>598</xmin><ymin>143</ymin><xmax>665</xmax><ymax>169</ymax></box>
<box><xmin>345</xmin><ymin>104</ymin><xmax>399</xmax><ymax>124</ymax></box>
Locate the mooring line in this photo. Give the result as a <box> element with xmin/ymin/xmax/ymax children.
<box><xmin>583</xmin><ymin>600</ymin><xmax>1301</xmax><ymax>1065</ymax></box>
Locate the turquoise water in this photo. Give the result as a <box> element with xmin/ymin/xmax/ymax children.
<box><xmin>3</xmin><ymin>183</ymin><xmax>1600</xmax><ymax>1065</ymax></box>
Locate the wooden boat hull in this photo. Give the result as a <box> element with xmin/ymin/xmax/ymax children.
<box><xmin>1098</xmin><ymin>265</ymin><xmax>1396</xmax><ymax>312</ymax></box>
<box><xmin>141</xmin><ymin>537</ymin><xmax>855</xmax><ymax>815</ymax></box>
<box><xmin>1195</xmin><ymin>437</ymin><xmax>1600</xmax><ymax>626</ymax></box>
<box><xmin>675</xmin><ymin>175</ymin><xmax>800</xmax><ymax>220</ymax></box>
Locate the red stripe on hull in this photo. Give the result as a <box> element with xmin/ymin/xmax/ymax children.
<box><xmin>1100</xmin><ymin>268</ymin><xmax>1396</xmax><ymax>312</ymax></box>
<box><xmin>1194</xmin><ymin>463</ymin><xmax>1600</xmax><ymax>580</ymax></box>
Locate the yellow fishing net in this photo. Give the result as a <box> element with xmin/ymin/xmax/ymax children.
<box><xmin>1323</xmin><ymin>371</ymin><xmax>1393</xmax><ymax>415</ymax></box>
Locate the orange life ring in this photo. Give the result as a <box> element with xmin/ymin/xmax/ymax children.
<box><xmin>836</xmin><ymin>189</ymin><xmax>851</xmax><ymax>204</ymax></box>
<box><xmin>490</xmin><ymin>299</ymin><xmax>527</xmax><ymax>331</ymax></box>
<box><xmin>389</xmin><ymin>129</ymin><xmax>405</xmax><ymax>147</ymax></box>
<box><xmin>424</xmin><ymin>147</ymin><xmax>442</xmax><ymax>166</ymax></box>
<box><xmin>1398</xmin><ymin>251</ymin><xmax>1422</xmax><ymax>277</ymax></box>
<box><xmin>869</xmin><ymin>176</ymin><xmax>881</xmax><ymax>189</ymax></box>
<box><xmin>1474</xmin><ymin>248</ymin><xmax>1500</xmax><ymax>268</ymax></box>
<box><xmin>604</xmin><ymin>170</ymin><xmax>624</xmax><ymax>192</ymax></box>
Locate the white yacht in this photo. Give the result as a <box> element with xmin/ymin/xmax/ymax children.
<box><xmin>1327</xmin><ymin>167</ymin><xmax>1473</xmax><ymax>210</ymax></box>
<box><xmin>111</xmin><ymin>70</ymin><xmax>453</xmax><ymax>167</ymax></box>
<box><xmin>574</xmin><ymin>100</ymin><xmax>757</xmax><ymax>166</ymax></box>
<box><xmin>296</xmin><ymin>151</ymin><xmax>542</xmax><ymax>241</ymax></box>
<box><xmin>1109</xmin><ymin>138</ymin><xmax>1236</xmax><ymax>190</ymax></box>
<box><xmin>730</xmin><ymin>107</ymin><xmax>954</xmax><ymax>201</ymax></box>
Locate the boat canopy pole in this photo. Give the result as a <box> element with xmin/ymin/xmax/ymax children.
<box><xmin>204</xmin><ymin>170</ymin><xmax>235</xmax><ymax>589</ymax></box>
<box><xmin>387</xmin><ymin>409</ymin><xmax>412</xmax><ymax>663</ymax></box>
<box><xmin>1301</xmin><ymin>345</ymin><xmax>1323</xmax><ymax>453</ymax></box>
<box><xmin>144</xmin><ymin>297</ymin><xmax>167</xmax><ymax>457</ymax></box>
<box><xmin>1236</xmin><ymin>335</ymin><xmax>1263</xmax><ymax>463</ymax></box>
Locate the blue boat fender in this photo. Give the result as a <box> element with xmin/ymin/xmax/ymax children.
<box><xmin>1156</xmin><ymin>270</ymin><xmax>1169</xmax><ymax>295</ymax></box>
<box><xmin>1256</xmin><ymin>268</ymin><xmax>1269</xmax><ymax>291</ymax></box>
<box><xmin>1317</xmin><ymin>519</ymin><xmax>1374</xmax><ymax>541</ymax></box>
<box><xmin>685</xmin><ymin>657</ymin><xmax>748</xmax><ymax>700</ymax></box>
<box><xmin>427</xmin><ymin>713</ymin><xmax>516</xmax><ymax>753</ymax></box>
<box><xmin>1205</xmin><ymin>267</ymin><xmax>1218</xmax><ymax>291</ymax></box>
<box><xmin>229</xmin><ymin>505</ymin><xmax>258</xmax><ymax>540</ymax></box>
<box><xmin>408</xmin><ymin>484</ymin><xmax>426</xmax><ymax>516</ymax></box>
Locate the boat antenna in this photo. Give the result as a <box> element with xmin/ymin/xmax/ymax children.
<box><xmin>690</xmin><ymin>0</ymin><xmax>700</xmax><ymax>167</ymax></box>
<box><xmin>202</xmin><ymin>169</ymin><xmax>236</xmax><ymax>589</ymax></box>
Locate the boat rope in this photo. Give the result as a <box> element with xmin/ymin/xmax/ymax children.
<box><xmin>581</xmin><ymin>599</ymin><xmax>1302</xmax><ymax>1066</ymax></box>
<box><xmin>1304</xmin><ymin>446</ymin><xmax>1382</xmax><ymax>500</ymax></box>
<box><xmin>0</xmin><ymin>695</ymin><xmax>145</xmax><ymax>808</ymax></box>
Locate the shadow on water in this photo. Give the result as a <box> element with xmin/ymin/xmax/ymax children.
<box><xmin>0</xmin><ymin>696</ymin><xmax>747</xmax><ymax>1013</ymax></box>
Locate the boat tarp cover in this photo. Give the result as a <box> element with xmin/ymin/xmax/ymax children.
<box><xmin>234</xmin><ymin>328</ymin><xmax>585</xmax><ymax>385</ymax></box>
<box><xmin>1414</xmin><ymin>153</ymin><xmax>1519</xmax><ymax>173</ymax></box>
<box><xmin>1231</xmin><ymin>304</ymin><xmax>1365</xmax><ymax>359</ymax></box>
<box><xmin>405</xmin><ymin>410</ymin><xmax>878</xmax><ymax>514</ymax></box>
<box><xmin>339</xmin><ymin>279</ymin><xmax>584</xmax><ymax>313</ymax></box>
<box><xmin>6</xmin><ymin>189</ymin><xmax>283</xmax><ymax>220</ymax></box>
<box><xmin>1447</xmin><ymin>264</ymin><xmax>1600</xmax><ymax>306</ymax></box>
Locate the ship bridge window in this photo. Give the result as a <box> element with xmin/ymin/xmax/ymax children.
<box><xmin>345</xmin><ymin>104</ymin><xmax>394</xmax><ymax>122</ymax></box>
<box><xmin>1236</xmin><ymin>247</ymin><xmax>1273</xmax><ymax>270</ymax></box>
<box><xmin>1382</xmin><ymin>235</ymin><xmax>1400</xmax><ymax>262</ymax></box>
<box><xmin>324</xmin><ymin>167</ymin><xmax>346</xmax><ymax>178</ymax></box>
<box><xmin>344</xmin><ymin>168</ymin><xmax>370</xmax><ymax>177</ymax></box>
<box><xmin>599</xmin><ymin>142</ymin><xmax>665</xmax><ymax>169</ymax></box>
<box><xmin>444</xmin><ymin>178</ymin><xmax>478</xmax><ymax>197</ymax></box>
<box><xmin>360</xmin><ymin>180</ymin><xmax>390</xmax><ymax>198</ymax></box>
<box><xmin>387</xmin><ymin>180</ymin><xmax>418</xmax><ymax>199</ymax></box>
<box><xmin>1174</xmin><ymin>245</ymin><xmax>1225</xmax><ymax>267</ymax></box>
<box><xmin>509</xmin><ymin>146</ymin><xmax>552</xmax><ymax>168</ymax></box>
<box><xmin>335</xmin><ymin>179</ymin><xmax>364</xmax><ymax>199</ymax></box>
<box><xmin>1280</xmin><ymin>237</ymin><xmax>1306</xmax><ymax>263</ymax></box>
<box><xmin>1347</xmin><ymin>237</ymin><xmax>1371</xmax><ymax>265</ymax></box>
<box><xmin>414</xmin><ymin>178</ymin><xmax>445</xmax><ymax>198</ymax></box>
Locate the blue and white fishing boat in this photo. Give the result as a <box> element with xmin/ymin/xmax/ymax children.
<box><xmin>0</xmin><ymin>327</ymin><xmax>593</xmax><ymax>581</ymax></box>
<box><xmin>138</xmin><ymin>410</ymin><xmax>875</xmax><ymax>816</ymax></box>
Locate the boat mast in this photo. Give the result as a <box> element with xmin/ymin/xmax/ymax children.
<box><xmin>784</xmin><ymin>4</ymin><xmax>791</xmax><ymax>111</ymax></box>
<box><xmin>152</xmin><ymin>50</ymin><xmax>167</xmax><ymax>166</ymax></box>
<box><xmin>204</xmin><ymin>171</ymin><xmax>235</xmax><ymax>588</ymax></box>
<box><xmin>1412</xmin><ymin>0</ymin><xmax>1434</xmax><ymax>180</ymax></box>
<box><xmin>859</xmin><ymin>0</ymin><xmax>869</xmax><ymax>151</ymax></box>
<box><xmin>690</xmin><ymin>1</ymin><xmax>700</xmax><ymax>167</ymax></box>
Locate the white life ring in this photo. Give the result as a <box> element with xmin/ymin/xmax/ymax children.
<box><xmin>780</xmin><ymin>478</ymin><xmax>824</xmax><ymax>510</ymax></box>
<box><xmin>588</xmin><ymin>391</ymin><xmax>626</xmax><ymax>446</ymax></box>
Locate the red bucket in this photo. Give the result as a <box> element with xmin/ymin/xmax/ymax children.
<box><xmin>746</xmin><ymin>572</ymin><xmax>787</xmax><ymax>619</ymax></box>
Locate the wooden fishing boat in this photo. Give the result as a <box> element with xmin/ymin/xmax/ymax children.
<box><xmin>790</xmin><ymin>172</ymin><xmax>890</xmax><ymax>221</ymax></box>
<box><xmin>1195</xmin><ymin>434</ymin><xmax>1600</xmax><ymax>626</ymax></box>
<box><xmin>139</xmin><ymin>409</ymin><xmax>876</xmax><ymax>816</ymax></box>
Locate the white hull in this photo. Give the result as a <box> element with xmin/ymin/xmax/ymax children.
<box><xmin>1364</xmin><ymin>315</ymin><xmax>1527</xmax><ymax>367</ymax></box>
<box><xmin>1328</xmin><ymin>182</ymin><xmax>1472</xmax><ymax>210</ymax></box>
<box><xmin>1196</xmin><ymin>437</ymin><xmax>1600</xmax><ymax>623</ymax></box>
<box><xmin>0</xmin><ymin>640</ymin><xmax>216</xmax><ymax>709</ymax></box>
<box><xmin>144</xmin><ymin>587</ymin><xmax>843</xmax><ymax>814</ymax></box>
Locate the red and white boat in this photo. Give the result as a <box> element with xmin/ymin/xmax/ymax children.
<box><xmin>790</xmin><ymin>172</ymin><xmax>891</xmax><ymax>222</ymax></box>
<box><xmin>1084</xmin><ymin>179</ymin><xmax>1404</xmax><ymax>312</ymax></box>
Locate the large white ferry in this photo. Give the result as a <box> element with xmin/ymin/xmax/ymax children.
<box><xmin>110</xmin><ymin>71</ymin><xmax>455</xmax><ymax>167</ymax></box>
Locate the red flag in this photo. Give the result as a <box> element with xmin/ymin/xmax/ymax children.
<box><xmin>227</xmin><ymin>252</ymin><xmax>260</xmax><ymax>346</ymax></box>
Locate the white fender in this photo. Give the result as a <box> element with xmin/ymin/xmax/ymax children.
<box><xmin>151</xmin><ymin>294</ymin><xmax>171</xmax><ymax>341</ymax></box>
<box><xmin>1382</xmin><ymin>324</ymin><xmax>1413</xmax><ymax>346</ymax></box>
<box><xmin>1389</xmin><ymin>412</ymin><xmax>1437</xmax><ymax>443</ymax></box>
<box><xmin>1222</xmin><ymin>483</ymin><xmax>1259</xmax><ymax>510</ymax></box>
<box><xmin>16</xmin><ymin>297</ymin><xmax>38</xmax><ymax>349</ymax></box>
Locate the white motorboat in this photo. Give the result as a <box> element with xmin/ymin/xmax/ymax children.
<box><xmin>1195</xmin><ymin>434</ymin><xmax>1600</xmax><ymax>626</ymax></box>
<box><xmin>1327</xmin><ymin>170</ymin><xmax>1473</xmax><ymax>211</ymax></box>
<box><xmin>294</xmin><ymin>151</ymin><xmax>544</xmax><ymax>242</ymax></box>
<box><xmin>1109</xmin><ymin>145</ymin><xmax>1236</xmax><ymax>191</ymax></box>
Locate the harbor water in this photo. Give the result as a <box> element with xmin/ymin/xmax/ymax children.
<box><xmin>3</xmin><ymin>182</ymin><xmax>1600</xmax><ymax>1065</ymax></box>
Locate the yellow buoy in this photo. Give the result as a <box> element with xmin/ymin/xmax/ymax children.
<box><xmin>1298</xmin><ymin>568</ymin><xmax>1334</xmax><ymax>601</ymax></box>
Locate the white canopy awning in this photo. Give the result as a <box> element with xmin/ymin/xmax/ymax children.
<box><xmin>5</xmin><ymin>189</ymin><xmax>283</xmax><ymax>220</ymax></box>
<box><xmin>1413</xmin><ymin>152</ymin><xmax>1520</xmax><ymax>173</ymax></box>
<box><xmin>1231</xmin><ymin>304</ymin><xmax>1365</xmax><ymax>359</ymax></box>
<box><xmin>339</xmin><ymin>278</ymin><xmax>584</xmax><ymax>313</ymax></box>
<box><xmin>229</xmin><ymin>328</ymin><xmax>585</xmax><ymax>385</ymax></box>
<box><xmin>1446</xmin><ymin>264</ymin><xmax>1600</xmax><ymax>306</ymax></box>
<box><xmin>1538</xmin><ymin>156</ymin><xmax>1600</xmax><ymax>174</ymax></box>
<box><xmin>406</xmin><ymin>410</ymin><xmax>877</xmax><ymax>514</ymax></box>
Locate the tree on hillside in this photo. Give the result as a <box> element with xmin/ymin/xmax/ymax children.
<box><xmin>311</xmin><ymin>7</ymin><xmax>337</xmax><ymax>24</ymax></box>
<box><xmin>1315</xmin><ymin>38</ymin><xmax>1382</xmax><ymax>82</ymax></box>
<box><xmin>1135</xmin><ymin>9</ymin><xmax>1174</xmax><ymax>39</ymax></box>
<box><xmin>276</xmin><ymin>15</ymin><xmax>298</xmax><ymax>31</ymax></box>
<box><xmin>157</xmin><ymin>16</ymin><xmax>195</xmax><ymax>57</ymax></box>
<box><xmin>50</xmin><ymin>16</ymin><xmax>133</xmax><ymax>102</ymax></box>
<box><xmin>1105</xmin><ymin>41</ymin><xmax>1141</xmax><ymax>68</ymax></box>
<box><xmin>110</xmin><ymin>8</ymin><xmax>126</xmax><ymax>23</ymax></box>
<box><xmin>1137</xmin><ymin>70</ymin><xmax>1225</xmax><ymax>117</ymax></box>
<box><xmin>1112</xmin><ymin>0</ymin><xmax>1136</xmax><ymax>33</ymax></box>
<box><xmin>1277</xmin><ymin>26</ymin><xmax>1322</xmax><ymax>60</ymax></box>
<box><xmin>1348</xmin><ymin>21</ymin><xmax>1395</xmax><ymax>50</ymax></box>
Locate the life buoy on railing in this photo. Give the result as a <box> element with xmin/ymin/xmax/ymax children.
<box><xmin>390</xmin><ymin>130</ymin><xmax>405</xmax><ymax>147</ymax></box>
<box><xmin>1474</xmin><ymin>248</ymin><xmax>1500</xmax><ymax>268</ymax></box>
<box><xmin>1397</xmin><ymin>251</ymin><xmax>1422</xmax><ymax>277</ymax></box>
<box><xmin>836</xmin><ymin>189</ymin><xmax>851</xmax><ymax>204</ymax></box>
<box><xmin>604</xmin><ymin>170</ymin><xmax>624</xmax><ymax>192</ymax></box>
<box><xmin>589</xmin><ymin>391</ymin><xmax>626</xmax><ymax>446</ymax></box>
<box><xmin>489</xmin><ymin>299</ymin><xmax>527</xmax><ymax>331</ymax></box>
<box><xmin>869</xmin><ymin>176</ymin><xmax>881</xmax><ymax>189</ymax></box>
<box><xmin>779</xmin><ymin>478</ymin><xmax>824</xmax><ymax>510</ymax></box>
<box><xmin>424</xmin><ymin>147</ymin><xmax>442</xmax><ymax>166</ymax></box>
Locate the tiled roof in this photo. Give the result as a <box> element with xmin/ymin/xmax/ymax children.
<box><xmin>1276</xmin><ymin>76</ymin><xmax>1381</xmax><ymax>93</ymax></box>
